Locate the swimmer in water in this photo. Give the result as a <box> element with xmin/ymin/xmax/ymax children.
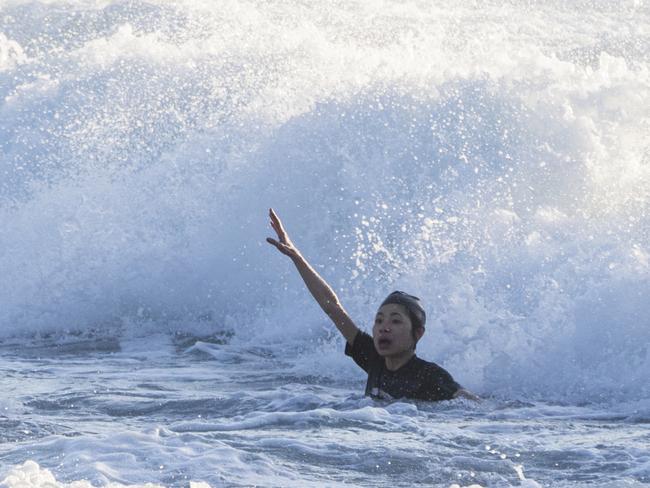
<box><xmin>266</xmin><ymin>208</ymin><xmax>478</xmax><ymax>401</ymax></box>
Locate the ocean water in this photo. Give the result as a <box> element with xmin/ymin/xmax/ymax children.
<box><xmin>1</xmin><ymin>0</ymin><xmax>649</xmax><ymax>486</ymax></box>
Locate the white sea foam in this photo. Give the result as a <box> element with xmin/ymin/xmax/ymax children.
<box><xmin>0</xmin><ymin>461</ymin><xmax>165</xmax><ymax>488</ymax></box>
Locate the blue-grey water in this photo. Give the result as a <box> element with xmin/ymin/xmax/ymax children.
<box><xmin>1</xmin><ymin>335</ymin><xmax>649</xmax><ymax>487</ymax></box>
<box><xmin>1</xmin><ymin>0</ymin><xmax>649</xmax><ymax>486</ymax></box>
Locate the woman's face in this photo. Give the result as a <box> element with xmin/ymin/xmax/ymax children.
<box><xmin>372</xmin><ymin>303</ymin><xmax>416</xmax><ymax>357</ymax></box>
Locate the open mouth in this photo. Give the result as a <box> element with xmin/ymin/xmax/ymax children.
<box><xmin>377</xmin><ymin>338</ymin><xmax>392</xmax><ymax>349</ymax></box>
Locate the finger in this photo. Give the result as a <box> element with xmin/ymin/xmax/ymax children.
<box><xmin>268</xmin><ymin>213</ymin><xmax>280</xmax><ymax>231</ymax></box>
<box><xmin>270</xmin><ymin>216</ymin><xmax>287</xmax><ymax>242</ymax></box>
<box><xmin>269</xmin><ymin>209</ymin><xmax>281</xmax><ymax>229</ymax></box>
<box><xmin>267</xmin><ymin>237</ymin><xmax>287</xmax><ymax>250</ymax></box>
<box><xmin>266</xmin><ymin>238</ymin><xmax>293</xmax><ymax>256</ymax></box>
<box><xmin>269</xmin><ymin>208</ymin><xmax>281</xmax><ymax>227</ymax></box>
<box><xmin>269</xmin><ymin>208</ymin><xmax>285</xmax><ymax>232</ymax></box>
<box><xmin>270</xmin><ymin>221</ymin><xmax>282</xmax><ymax>240</ymax></box>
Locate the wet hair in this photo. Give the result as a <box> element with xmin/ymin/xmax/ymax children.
<box><xmin>379</xmin><ymin>291</ymin><xmax>426</xmax><ymax>341</ymax></box>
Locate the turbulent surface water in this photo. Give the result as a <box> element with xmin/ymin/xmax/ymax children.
<box><xmin>1</xmin><ymin>0</ymin><xmax>649</xmax><ymax>486</ymax></box>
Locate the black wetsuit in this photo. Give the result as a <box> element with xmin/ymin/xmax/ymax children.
<box><xmin>345</xmin><ymin>331</ymin><xmax>460</xmax><ymax>401</ymax></box>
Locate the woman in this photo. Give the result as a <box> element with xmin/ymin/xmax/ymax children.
<box><xmin>266</xmin><ymin>208</ymin><xmax>478</xmax><ymax>401</ymax></box>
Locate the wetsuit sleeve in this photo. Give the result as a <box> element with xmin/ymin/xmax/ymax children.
<box><xmin>344</xmin><ymin>330</ymin><xmax>378</xmax><ymax>373</ymax></box>
<box><xmin>420</xmin><ymin>366</ymin><xmax>461</xmax><ymax>401</ymax></box>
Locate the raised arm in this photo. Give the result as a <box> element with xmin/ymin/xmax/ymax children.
<box><xmin>266</xmin><ymin>208</ymin><xmax>359</xmax><ymax>345</ymax></box>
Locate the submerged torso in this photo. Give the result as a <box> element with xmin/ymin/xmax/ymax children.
<box><xmin>345</xmin><ymin>331</ymin><xmax>460</xmax><ymax>401</ymax></box>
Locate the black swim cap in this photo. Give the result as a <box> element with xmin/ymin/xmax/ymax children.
<box><xmin>380</xmin><ymin>291</ymin><xmax>426</xmax><ymax>330</ymax></box>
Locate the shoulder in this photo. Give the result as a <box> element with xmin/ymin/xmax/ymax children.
<box><xmin>346</xmin><ymin>330</ymin><xmax>374</xmax><ymax>352</ymax></box>
<box><xmin>410</xmin><ymin>357</ymin><xmax>460</xmax><ymax>399</ymax></box>
<box><xmin>411</xmin><ymin>356</ymin><xmax>451</xmax><ymax>377</ymax></box>
<box><xmin>344</xmin><ymin>330</ymin><xmax>380</xmax><ymax>373</ymax></box>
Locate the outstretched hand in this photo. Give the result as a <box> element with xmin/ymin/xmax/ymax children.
<box><xmin>266</xmin><ymin>208</ymin><xmax>300</xmax><ymax>259</ymax></box>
